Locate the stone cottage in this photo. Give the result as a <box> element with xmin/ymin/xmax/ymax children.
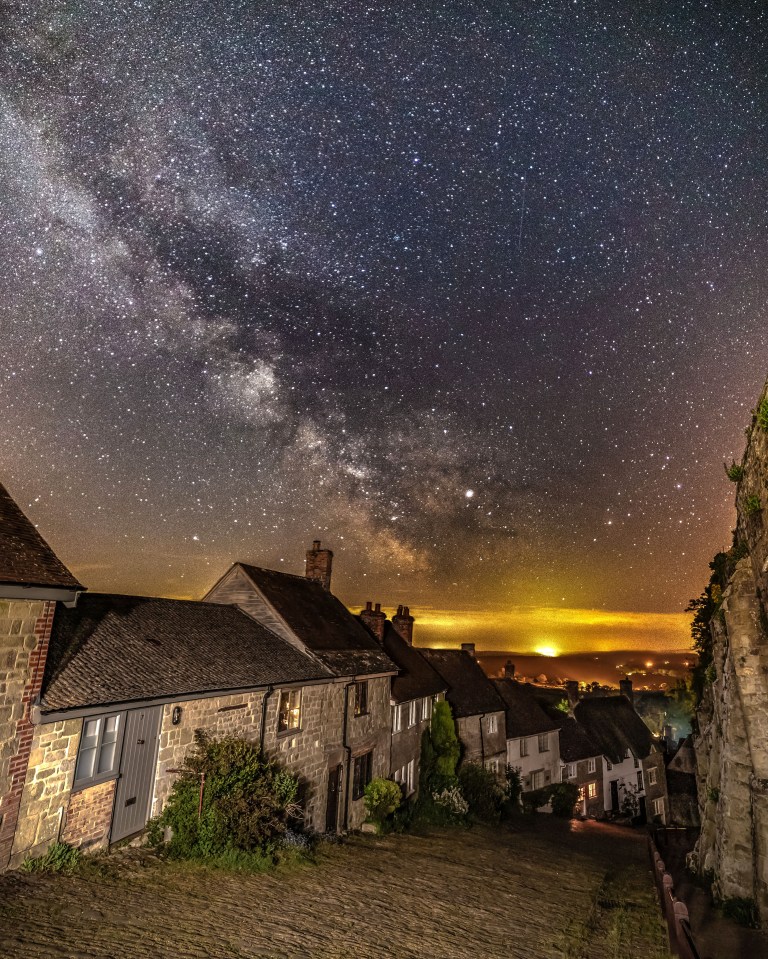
<box><xmin>358</xmin><ymin>603</ymin><xmax>446</xmax><ymax>797</ymax></box>
<box><xmin>204</xmin><ymin>544</ymin><xmax>397</xmax><ymax>831</ymax></box>
<box><xmin>418</xmin><ymin>645</ymin><xmax>506</xmax><ymax>772</ymax></box>
<box><xmin>491</xmin><ymin>677</ymin><xmax>561</xmax><ymax>795</ymax></box>
<box><xmin>556</xmin><ymin>717</ymin><xmax>604</xmax><ymax>818</ymax></box>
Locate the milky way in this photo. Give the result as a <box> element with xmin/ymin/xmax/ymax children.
<box><xmin>1</xmin><ymin>2</ymin><xmax>767</xmax><ymax>645</ymax></box>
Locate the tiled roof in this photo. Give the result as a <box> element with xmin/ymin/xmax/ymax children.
<box><xmin>238</xmin><ymin>564</ymin><xmax>396</xmax><ymax>677</ymax></box>
<box><xmin>0</xmin><ymin>482</ymin><xmax>82</xmax><ymax>591</ymax></box>
<box><xmin>379</xmin><ymin>624</ymin><xmax>447</xmax><ymax>703</ymax></box>
<box><xmin>417</xmin><ymin>648</ymin><xmax>505</xmax><ymax>718</ymax></box>
<box><xmin>557</xmin><ymin>717</ymin><xmax>602</xmax><ymax>762</ymax></box>
<box><xmin>573</xmin><ymin>696</ymin><xmax>653</xmax><ymax>764</ymax></box>
<box><xmin>491</xmin><ymin>679</ymin><xmax>560</xmax><ymax>738</ymax></box>
<box><xmin>41</xmin><ymin>594</ymin><xmax>332</xmax><ymax>712</ymax></box>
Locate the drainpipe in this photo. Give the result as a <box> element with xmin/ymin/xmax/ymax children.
<box><xmin>259</xmin><ymin>685</ymin><xmax>274</xmax><ymax>754</ymax></box>
<box><xmin>341</xmin><ymin>681</ymin><xmax>355</xmax><ymax>831</ymax></box>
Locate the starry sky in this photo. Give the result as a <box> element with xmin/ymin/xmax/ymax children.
<box><xmin>1</xmin><ymin>2</ymin><xmax>767</xmax><ymax>654</ymax></box>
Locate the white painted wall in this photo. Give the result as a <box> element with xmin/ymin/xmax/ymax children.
<box><xmin>506</xmin><ymin>730</ymin><xmax>561</xmax><ymax>791</ymax></box>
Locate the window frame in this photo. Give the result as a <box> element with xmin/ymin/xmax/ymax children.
<box><xmin>587</xmin><ymin>757</ymin><xmax>596</xmax><ymax>774</ymax></box>
<box><xmin>277</xmin><ymin>688</ymin><xmax>302</xmax><ymax>735</ymax></box>
<box><xmin>392</xmin><ymin>703</ymin><xmax>403</xmax><ymax>734</ymax></box>
<box><xmin>587</xmin><ymin>781</ymin><xmax>598</xmax><ymax>799</ymax></box>
<box><xmin>422</xmin><ymin>696</ymin><xmax>431</xmax><ymax>721</ymax></box>
<box><xmin>537</xmin><ymin>733</ymin><xmax>549</xmax><ymax>753</ymax></box>
<box><xmin>653</xmin><ymin>797</ymin><xmax>664</xmax><ymax>818</ymax></box>
<box><xmin>488</xmin><ymin>714</ymin><xmax>498</xmax><ymax>735</ymax></box>
<box><xmin>73</xmin><ymin>711</ymin><xmax>125</xmax><ymax>791</ymax></box>
<box><xmin>519</xmin><ymin>737</ymin><xmax>529</xmax><ymax>758</ymax></box>
<box><xmin>352</xmin><ymin>750</ymin><xmax>373</xmax><ymax>800</ymax></box>
<box><xmin>353</xmin><ymin>681</ymin><xmax>369</xmax><ymax>718</ymax></box>
<box><xmin>567</xmin><ymin>763</ymin><xmax>576</xmax><ymax>779</ymax></box>
<box><xmin>636</xmin><ymin>770</ymin><xmax>644</xmax><ymax>791</ymax></box>
<box><xmin>408</xmin><ymin>699</ymin><xmax>418</xmax><ymax>727</ymax></box>
<box><xmin>649</xmin><ymin>767</ymin><xmax>658</xmax><ymax>786</ymax></box>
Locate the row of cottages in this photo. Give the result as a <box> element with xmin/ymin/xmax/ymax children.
<box><xmin>0</xmin><ymin>480</ymin><xmax>454</xmax><ymax>868</ymax></box>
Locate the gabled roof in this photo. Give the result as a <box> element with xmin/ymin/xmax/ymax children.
<box><xmin>491</xmin><ymin>679</ymin><xmax>560</xmax><ymax>739</ymax></box>
<box><xmin>0</xmin><ymin>482</ymin><xmax>82</xmax><ymax>591</ymax></box>
<box><xmin>557</xmin><ymin>717</ymin><xmax>602</xmax><ymax>763</ymax></box>
<box><xmin>234</xmin><ymin>564</ymin><xmax>396</xmax><ymax>677</ymax></box>
<box><xmin>417</xmin><ymin>648</ymin><xmax>505</xmax><ymax>718</ymax></box>
<box><xmin>379</xmin><ymin>623</ymin><xmax>447</xmax><ymax>703</ymax></box>
<box><xmin>40</xmin><ymin>594</ymin><xmax>332</xmax><ymax>712</ymax></box>
<box><xmin>573</xmin><ymin>696</ymin><xmax>653</xmax><ymax>764</ymax></box>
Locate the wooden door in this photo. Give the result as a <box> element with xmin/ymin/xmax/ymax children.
<box><xmin>111</xmin><ymin>706</ymin><xmax>162</xmax><ymax>843</ymax></box>
<box><xmin>325</xmin><ymin>763</ymin><xmax>342</xmax><ymax>833</ymax></box>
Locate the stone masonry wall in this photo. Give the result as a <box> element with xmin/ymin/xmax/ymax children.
<box><xmin>457</xmin><ymin>711</ymin><xmax>508</xmax><ymax>768</ymax></box>
<box><xmin>61</xmin><ymin>780</ymin><xmax>116</xmax><ymax>850</ymax></box>
<box><xmin>0</xmin><ymin>600</ymin><xmax>55</xmax><ymax>871</ymax></box>
<box><xmin>692</xmin><ymin>378</ymin><xmax>768</xmax><ymax>918</ymax></box>
<box><xmin>8</xmin><ymin>718</ymin><xmax>81</xmax><ymax>867</ymax></box>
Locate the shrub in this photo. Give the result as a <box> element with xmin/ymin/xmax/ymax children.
<box><xmin>725</xmin><ymin>461</ymin><xmax>744</xmax><ymax>482</ymax></box>
<box><xmin>431</xmin><ymin>785</ymin><xmax>469</xmax><ymax>819</ymax></box>
<box><xmin>458</xmin><ymin>763</ymin><xmax>504</xmax><ymax>823</ymax></box>
<box><xmin>549</xmin><ymin>782</ymin><xmax>580</xmax><ymax>818</ymax></box>
<box><xmin>504</xmin><ymin>765</ymin><xmax>522</xmax><ymax>807</ymax></box>
<box><xmin>757</xmin><ymin>399</ymin><xmax>768</xmax><ymax>432</ymax></box>
<box><xmin>744</xmin><ymin>494</ymin><xmax>762</xmax><ymax>516</ymax></box>
<box><xmin>21</xmin><ymin>842</ymin><xmax>82</xmax><ymax>874</ymax></box>
<box><xmin>428</xmin><ymin>700</ymin><xmax>461</xmax><ymax>787</ymax></box>
<box><xmin>707</xmin><ymin>786</ymin><xmax>720</xmax><ymax>804</ymax></box>
<box><xmin>363</xmin><ymin>777</ymin><xmax>401</xmax><ymax>832</ymax></box>
<box><xmin>522</xmin><ymin>787</ymin><xmax>552</xmax><ymax>813</ymax></box>
<box><xmin>151</xmin><ymin>731</ymin><xmax>301</xmax><ymax>863</ymax></box>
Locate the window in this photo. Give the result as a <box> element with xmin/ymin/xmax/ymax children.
<box><xmin>653</xmin><ymin>798</ymin><xmax>665</xmax><ymax>818</ymax></box>
<box><xmin>587</xmin><ymin>782</ymin><xmax>598</xmax><ymax>799</ymax></box>
<box><xmin>538</xmin><ymin>734</ymin><xmax>549</xmax><ymax>753</ymax></box>
<box><xmin>277</xmin><ymin>689</ymin><xmax>302</xmax><ymax>733</ymax></box>
<box><xmin>587</xmin><ymin>757</ymin><xmax>596</xmax><ymax>774</ymax></box>
<box><xmin>636</xmin><ymin>770</ymin><xmax>643</xmax><ymax>791</ymax></box>
<box><xmin>422</xmin><ymin>696</ymin><xmax>431</xmax><ymax>721</ymax></box>
<box><xmin>633</xmin><ymin>755</ymin><xmax>639</xmax><ymax>769</ymax></box>
<box><xmin>577</xmin><ymin>785</ymin><xmax>586</xmax><ymax>802</ymax></box>
<box><xmin>519</xmin><ymin>738</ymin><xmax>529</xmax><ymax>757</ymax></box>
<box><xmin>74</xmin><ymin>713</ymin><xmax>122</xmax><ymax>787</ymax></box>
<box><xmin>649</xmin><ymin>767</ymin><xmax>658</xmax><ymax>786</ymax></box>
<box><xmin>561</xmin><ymin>765</ymin><xmax>568</xmax><ymax>782</ymax></box>
<box><xmin>353</xmin><ymin>681</ymin><xmax>368</xmax><ymax>717</ymax></box>
<box><xmin>408</xmin><ymin>699</ymin><xmax>418</xmax><ymax>727</ymax></box>
<box><xmin>352</xmin><ymin>751</ymin><xmax>373</xmax><ymax>799</ymax></box>
<box><xmin>392</xmin><ymin>703</ymin><xmax>403</xmax><ymax>734</ymax></box>
<box><xmin>567</xmin><ymin>763</ymin><xmax>576</xmax><ymax>779</ymax></box>
<box><xmin>488</xmin><ymin>714</ymin><xmax>498</xmax><ymax>735</ymax></box>
<box><xmin>605</xmin><ymin>760</ymin><xmax>612</xmax><ymax>771</ymax></box>
<box><xmin>406</xmin><ymin>759</ymin><xmax>415</xmax><ymax>794</ymax></box>
<box><xmin>486</xmin><ymin>758</ymin><xmax>499</xmax><ymax>774</ymax></box>
<box><xmin>531</xmin><ymin>770</ymin><xmax>545</xmax><ymax>790</ymax></box>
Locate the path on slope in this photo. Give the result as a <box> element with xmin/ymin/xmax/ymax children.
<box><xmin>0</xmin><ymin>819</ymin><xmax>669</xmax><ymax>959</ymax></box>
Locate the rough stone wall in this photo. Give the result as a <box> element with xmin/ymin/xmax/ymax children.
<box><xmin>569</xmin><ymin>758</ymin><xmax>604</xmax><ymax>818</ymax></box>
<box><xmin>61</xmin><ymin>780</ymin><xmax>116</xmax><ymax>850</ymax></box>
<box><xmin>8</xmin><ymin>718</ymin><xmax>81</xmax><ymax>867</ymax></box>
<box><xmin>457</xmin><ymin>711</ymin><xmax>507</xmax><ymax>767</ymax></box>
<box><xmin>643</xmin><ymin>750</ymin><xmax>668</xmax><ymax>823</ymax></box>
<box><xmin>0</xmin><ymin>600</ymin><xmax>55</xmax><ymax>870</ymax></box>
<box><xmin>390</xmin><ymin>709</ymin><xmax>427</xmax><ymax>792</ymax></box>
<box><xmin>692</xmin><ymin>379</ymin><xmax>768</xmax><ymax>917</ymax></box>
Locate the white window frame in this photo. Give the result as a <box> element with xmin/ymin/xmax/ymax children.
<box><xmin>587</xmin><ymin>781</ymin><xmax>597</xmax><ymax>799</ymax></box>
<box><xmin>74</xmin><ymin>712</ymin><xmax>124</xmax><ymax>789</ymax></box>
<box><xmin>587</xmin><ymin>757</ymin><xmax>596</xmax><ymax>774</ymax></box>
<box><xmin>408</xmin><ymin>699</ymin><xmax>418</xmax><ymax>728</ymax></box>
<box><xmin>636</xmin><ymin>770</ymin><xmax>643</xmax><ymax>792</ymax></box>
<box><xmin>567</xmin><ymin>763</ymin><xmax>576</xmax><ymax>779</ymax></box>
<box><xmin>531</xmin><ymin>769</ymin><xmax>545</xmax><ymax>790</ymax></box>
<box><xmin>537</xmin><ymin>733</ymin><xmax>549</xmax><ymax>753</ymax></box>
<box><xmin>653</xmin><ymin>797</ymin><xmax>664</xmax><ymax>818</ymax></box>
<box><xmin>488</xmin><ymin>714</ymin><xmax>498</xmax><ymax>735</ymax></box>
<box><xmin>393</xmin><ymin>703</ymin><xmax>404</xmax><ymax>734</ymax></box>
<box><xmin>519</xmin><ymin>737</ymin><xmax>529</xmax><ymax>758</ymax></box>
<box><xmin>649</xmin><ymin>767</ymin><xmax>658</xmax><ymax>786</ymax></box>
<box><xmin>422</xmin><ymin>696</ymin><xmax>431</xmax><ymax>721</ymax></box>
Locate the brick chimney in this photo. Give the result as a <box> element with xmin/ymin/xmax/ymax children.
<box><xmin>360</xmin><ymin>601</ymin><xmax>386</xmax><ymax>642</ymax></box>
<box><xmin>504</xmin><ymin>659</ymin><xmax>515</xmax><ymax>679</ymax></box>
<box><xmin>391</xmin><ymin>605</ymin><xmax>414</xmax><ymax>645</ymax></box>
<box><xmin>461</xmin><ymin>642</ymin><xmax>476</xmax><ymax>658</ymax></box>
<box><xmin>564</xmin><ymin>679</ymin><xmax>580</xmax><ymax>706</ymax></box>
<box><xmin>619</xmin><ymin>677</ymin><xmax>634</xmax><ymax>704</ymax></box>
<box><xmin>305</xmin><ymin>540</ymin><xmax>333</xmax><ymax>591</ymax></box>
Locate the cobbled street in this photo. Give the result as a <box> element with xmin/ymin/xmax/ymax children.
<box><xmin>0</xmin><ymin>820</ymin><xmax>669</xmax><ymax>959</ymax></box>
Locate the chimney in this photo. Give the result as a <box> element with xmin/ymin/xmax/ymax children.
<box><xmin>360</xmin><ymin>601</ymin><xmax>386</xmax><ymax>642</ymax></box>
<box><xmin>305</xmin><ymin>540</ymin><xmax>333</xmax><ymax>591</ymax></box>
<box><xmin>503</xmin><ymin>659</ymin><xmax>515</xmax><ymax>680</ymax></box>
<box><xmin>461</xmin><ymin>642</ymin><xmax>476</xmax><ymax>658</ymax></box>
<box><xmin>564</xmin><ymin>679</ymin><xmax>580</xmax><ymax>706</ymax></box>
<box><xmin>391</xmin><ymin>604</ymin><xmax>415</xmax><ymax>645</ymax></box>
<box><xmin>619</xmin><ymin>677</ymin><xmax>634</xmax><ymax>704</ymax></box>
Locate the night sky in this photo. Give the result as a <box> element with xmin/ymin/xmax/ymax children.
<box><xmin>2</xmin><ymin>2</ymin><xmax>767</xmax><ymax>654</ymax></box>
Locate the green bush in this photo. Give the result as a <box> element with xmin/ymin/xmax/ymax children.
<box><xmin>364</xmin><ymin>777</ymin><xmax>401</xmax><ymax>831</ymax></box>
<box><xmin>429</xmin><ymin>700</ymin><xmax>461</xmax><ymax>787</ymax></box>
<box><xmin>457</xmin><ymin>763</ymin><xmax>504</xmax><ymax>823</ymax></box>
<box><xmin>504</xmin><ymin>765</ymin><xmax>522</xmax><ymax>807</ymax></box>
<box><xmin>549</xmin><ymin>782</ymin><xmax>580</xmax><ymax>818</ymax></box>
<box><xmin>20</xmin><ymin>842</ymin><xmax>82</xmax><ymax>874</ymax></box>
<box><xmin>725</xmin><ymin>461</ymin><xmax>744</xmax><ymax>482</ymax></box>
<box><xmin>744</xmin><ymin>494</ymin><xmax>762</xmax><ymax>516</ymax></box>
<box><xmin>414</xmin><ymin>702</ymin><xmax>468</xmax><ymax>827</ymax></box>
<box><xmin>522</xmin><ymin>787</ymin><xmax>552</xmax><ymax>813</ymax></box>
<box><xmin>757</xmin><ymin>399</ymin><xmax>768</xmax><ymax>432</ymax></box>
<box><xmin>151</xmin><ymin>731</ymin><xmax>301</xmax><ymax>863</ymax></box>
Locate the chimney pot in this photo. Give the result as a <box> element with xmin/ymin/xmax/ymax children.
<box><xmin>564</xmin><ymin>679</ymin><xmax>579</xmax><ymax>706</ymax></box>
<box><xmin>365</xmin><ymin>601</ymin><xmax>372</xmax><ymax>611</ymax></box>
<box><xmin>360</xmin><ymin>601</ymin><xmax>387</xmax><ymax>643</ymax></box>
<box><xmin>392</xmin><ymin>603</ymin><xmax>415</xmax><ymax>645</ymax></box>
<box><xmin>305</xmin><ymin>541</ymin><xmax>333</xmax><ymax>590</ymax></box>
<box><xmin>374</xmin><ymin>602</ymin><xmax>381</xmax><ymax>613</ymax></box>
<box><xmin>504</xmin><ymin>659</ymin><xmax>515</xmax><ymax>679</ymax></box>
<box><xmin>461</xmin><ymin>642</ymin><xmax>476</xmax><ymax>657</ymax></box>
<box><xmin>619</xmin><ymin>677</ymin><xmax>634</xmax><ymax>704</ymax></box>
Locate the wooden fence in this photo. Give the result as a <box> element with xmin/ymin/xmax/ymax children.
<box><xmin>647</xmin><ymin>833</ymin><xmax>707</xmax><ymax>959</ymax></box>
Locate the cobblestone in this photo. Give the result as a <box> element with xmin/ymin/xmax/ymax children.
<box><xmin>0</xmin><ymin>820</ymin><xmax>669</xmax><ymax>959</ymax></box>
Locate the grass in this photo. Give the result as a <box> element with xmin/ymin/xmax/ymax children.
<box><xmin>20</xmin><ymin>842</ymin><xmax>82</xmax><ymax>875</ymax></box>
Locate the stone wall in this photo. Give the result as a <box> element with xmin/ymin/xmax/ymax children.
<box><xmin>692</xmin><ymin>378</ymin><xmax>768</xmax><ymax>918</ymax></box>
<box><xmin>0</xmin><ymin>600</ymin><xmax>55</xmax><ymax>870</ymax></box>
<box><xmin>643</xmin><ymin>749</ymin><xmax>668</xmax><ymax>824</ymax></box>
<box><xmin>8</xmin><ymin>718</ymin><xmax>81</xmax><ymax>867</ymax></box>
<box><xmin>457</xmin><ymin>711</ymin><xmax>507</xmax><ymax>768</ymax></box>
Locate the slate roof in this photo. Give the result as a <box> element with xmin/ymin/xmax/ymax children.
<box><xmin>0</xmin><ymin>482</ymin><xmax>82</xmax><ymax>591</ymax></box>
<box><xmin>379</xmin><ymin>623</ymin><xmax>447</xmax><ymax>703</ymax></box>
<box><xmin>557</xmin><ymin>717</ymin><xmax>602</xmax><ymax>763</ymax></box>
<box><xmin>237</xmin><ymin>564</ymin><xmax>396</xmax><ymax>677</ymax></box>
<box><xmin>573</xmin><ymin>696</ymin><xmax>653</xmax><ymax>764</ymax></box>
<box><xmin>40</xmin><ymin>593</ymin><xmax>332</xmax><ymax>712</ymax></box>
<box><xmin>418</xmin><ymin>648</ymin><xmax>505</xmax><ymax>718</ymax></box>
<box><xmin>491</xmin><ymin>679</ymin><xmax>560</xmax><ymax>739</ymax></box>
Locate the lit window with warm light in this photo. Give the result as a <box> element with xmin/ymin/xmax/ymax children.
<box><xmin>277</xmin><ymin>688</ymin><xmax>301</xmax><ymax>733</ymax></box>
